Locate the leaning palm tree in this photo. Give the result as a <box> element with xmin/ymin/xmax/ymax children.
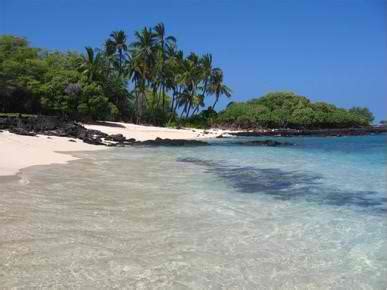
<box><xmin>208</xmin><ymin>68</ymin><xmax>232</xmax><ymax>110</ymax></box>
<box><xmin>191</xmin><ymin>94</ymin><xmax>205</xmax><ymax>116</ymax></box>
<box><xmin>105</xmin><ymin>31</ymin><xmax>128</xmax><ymax>75</ymax></box>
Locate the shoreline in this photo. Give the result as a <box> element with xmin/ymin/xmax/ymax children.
<box><xmin>1</xmin><ymin>120</ymin><xmax>385</xmax><ymax>178</ymax></box>
<box><xmin>0</xmin><ymin>131</ymin><xmax>106</xmax><ymax>177</ymax></box>
<box><xmin>83</xmin><ymin>121</ymin><xmax>226</xmax><ymax>141</ymax></box>
<box><xmin>0</xmin><ymin>122</ymin><xmax>228</xmax><ymax>177</ymax></box>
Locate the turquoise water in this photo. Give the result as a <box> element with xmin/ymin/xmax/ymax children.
<box><xmin>0</xmin><ymin>135</ymin><xmax>386</xmax><ymax>288</ymax></box>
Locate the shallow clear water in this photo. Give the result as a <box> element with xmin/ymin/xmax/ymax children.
<box><xmin>0</xmin><ymin>135</ymin><xmax>386</xmax><ymax>289</ymax></box>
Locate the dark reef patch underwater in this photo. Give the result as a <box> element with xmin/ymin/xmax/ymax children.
<box><xmin>177</xmin><ymin>157</ymin><xmax>387</xmax><ymax>214</ymax></box>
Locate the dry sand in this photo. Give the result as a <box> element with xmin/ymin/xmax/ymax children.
<box><xmin>83</xmin><ymin>121</ymin><xmax>225</xmax><ymax>141</ymax></box>
<box><xmin>0</xmin><ymin>122</ymin><xmax>229</xmax><ymax>177</ymax></box>
<box><xmin>0</xmin><ymin>131</ymin><xmax>105</xmax><ymax>177</ymax></box>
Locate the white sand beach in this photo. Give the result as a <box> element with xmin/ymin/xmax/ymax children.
<box><xmin>83</xmin><ymin>121</ymin><xmax>224</xmax><ymax>141</ymax></box>
<box><xmin>0</xmin><ymin>122</ymin><xmax>228</xmax><ymax>177</ymax></box>
<box><xmin>0</xmin><ymin>131</ymin><xmax>105</xmax><ymax>177</ymax></box>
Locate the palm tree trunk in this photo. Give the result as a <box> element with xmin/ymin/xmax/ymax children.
<box><xmin>173</xmin><ymin>87</ymin><xmax>181</xmax><ymax>114</ymax></box>
<box><xmin>170</xmin><ymin>89</ymin><xmax>176</xmax><ymax>112</ymax></box>
<box><xmin>203</xmin><ymin>79</ymin><xmax>208</xmax><ymax>96</ymax></box>
<box><xmin>192</xmin><ymin>106</ymin><xmax>199</xmax><ymax>116</ymax></box>
<box><xmin>212</xmin><ymin>94</ymin><xmax>219</xmax><ymax>110</ymax></box>
<box><xmin>152</xmin><ymin>85</ymin><xmax>158</xmax><ymax>111</ymax></box>
<box><xmin>162</xmin><ymin>85</ymin><xmax>166</xmax><ymax>113</ymax></box>
<box><xmin>180</xmin><ymin>104</ymin><xmax>187</xmax><ymax>118</ymax></box>
<box><xmin>186</xmin><ymin>102</ymin><xmax>192</xmax><ymax>118</ymax></box>
<box><xmin>135</xmin><ymin>94</ymin><xmax>139</xmax><ymax>123</ymax></box>
<box><xmin>138</xmin><ymin>92</ymin><xmax>144</xmax><ymax>124</ymax></box>
<box><xmin>119</xmin><ymin>49</ymin><xmax>122</xmax><ymax>75</ymax></box>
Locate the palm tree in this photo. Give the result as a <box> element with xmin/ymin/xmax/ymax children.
<box><xmin>209</xmin><ymin>68</ymin><xmax>231</xmax><ymax>110</ymax></box>
<box><xmin>191</xmin><ymin>94</ymin><xmax>205</xmax><ymax>115</ymax></box>
<box><xmin>80</xmin><ymin>47</ymin><xmax>102</xmax><ymax>81</ymax></box>
<box><xmin>178</xmin><ymin>53</ymin><xmax>202</xmax><ymax>117</ymax></box>
<box><xmin>154</xmin><ymin>23</ymin><xmax>176</xmax><ymax>111</ymax></box>
<box><xmin>131</xmin><ymin>27</ymin><xmax>157</xmax><ymax>78</ymax></box>
<box><xmin>105</xmin><ymin>31</ymin><xmax>128</xmax><ymax>75</ymax></box>
<box><xmin>131</xmin><ymin>27</ymin><xmax>157</xmax><ymax>123</ymax></box>
<box><xmin>201</xmin><ymin>53</ymin><xmax>213</xmax><ymax>95</ymax></box>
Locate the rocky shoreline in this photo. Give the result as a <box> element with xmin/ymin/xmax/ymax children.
<box><xmin>0</xmin><ymin>115</ymin><xmax>211</xmax><ymax>147</ymax></box>
<box><xmin>228</xmin><ymin>127</ymin><xmax>387</xmax><ymax>137</ymax></box>
<box><xmin>1</xmin><ymin>116</ymin><xmax>385</xmax><ymax>148</ymax></box>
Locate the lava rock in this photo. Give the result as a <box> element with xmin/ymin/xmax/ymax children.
<box><xmin>82</xmin><ymin>136</ymin><xmax>104</xmax><ymax>145</ymax></box>
<box><xmin>135</xmin><ymin>137</ymin><xmax>208</xmax><ymax>146</ymax></box>
<box><xmin>8</xmin><ymin>127</ymin><xmax>37</xmax><ymax>136</ymax></box>
<box><xmin>238</xmin><ymin>140</ymin><xmax>294</xmax><ymax>147</ymax></box>
<box><xmin>105</xmin><ymin>134</ymin><xmax>126</xmax><ymax>142</ymax></box>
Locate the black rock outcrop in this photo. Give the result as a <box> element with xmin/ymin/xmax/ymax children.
<box><xmin>237</xmin><ymin>140</ymin><xmax>294</xmax><ymax>147</ymax></box>
<box><xmin>134</xmin><ymin>137</ymin><xmax>208</xmax><ymax>146</ymax></box>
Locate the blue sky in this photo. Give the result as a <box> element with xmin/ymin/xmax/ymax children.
<box><xmin>1</xmin><ymin>0</ymin><xmax>386</xmax><ymax>121</ymax></box>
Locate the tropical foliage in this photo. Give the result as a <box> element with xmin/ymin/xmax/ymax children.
<box><xmin>0</xmin><ymin>30</ymin><xmax>374</xmax><ymax>129</ymax></box>
<box><xmin>0</xmin><ymin>23</ymin><xmax>231</xmax><ymax>124</ymax></box>
<box><xmin>348</xmin><ymin>107</ymin><xmax>374</xmax><ymax>124</ymax></box>
<box><xmin>216</xmin><ymin>91</ymin><xmax>373</xmax><ymax>129</ymax></box>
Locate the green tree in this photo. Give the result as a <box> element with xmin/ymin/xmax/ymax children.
<box><xmin>208</xmin><ymin>68</ymin><xmax>231</xmax><ymax>110</ymax></box>
<box><xmin>0</xmin><ymin>35</ymin><xmax>45</xmax><ymax>113</ymax></box>
<box><xmin>349</xmin><ymin>107</ymin><xmax>374</xmax><ymax>124</ymax></box>
<box><xmin>80</xmin><ymin>47</ymin><xmax>102</xmax><ymax>82</ymax></box>
<box><xmin>1</xmin><ymin>25</ymin><xmax>232</xmax><ymax>124</ymax></box>
<box><xmin>217</xmin><ymin>91</ymin><xmax>373</xmax><ymax>129</ymax></box>
<box><xmin>131</xmin><ymin>27</ymin><xmax>157</xmax><ymax>122</ymax></box>
<box><xmin>105</xmin><ymin>31</ymin><xmax>128</xmax><ymax>75</ymax></box>
<box><xmin>154</xmin><ymin>23</ymin><xmax>176</xmax><ymax>112</ymax></box>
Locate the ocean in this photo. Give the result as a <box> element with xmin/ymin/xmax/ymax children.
<box><xmin>1</xmin><ymin>135</ymin><xmax>386</xmax><ymax>289</ymax></box>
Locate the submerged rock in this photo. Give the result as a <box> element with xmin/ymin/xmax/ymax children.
<box><xmin>237</xmin><ymin>140</ymin><xmax>294</xmax><ymax>147</ymax></box>
<box><xmin>135</xmin><ymin>137</ymin><xmax>208</xmax><ymax>146</ymax></box>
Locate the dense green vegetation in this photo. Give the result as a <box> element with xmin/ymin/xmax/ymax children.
<box><xmin>0</xmin><ymin>28</ymin><xmax>375</xmax><ymax>129</ymax></box>
<box><xmin>215</xmin><ymin>91</ymin><xmax>374</xmax><ymax>129</ymax></box>
<box><xmin>0</xmin><ymin>24</ymin><xmax>231</xmax><ymax>124</ymax></box>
